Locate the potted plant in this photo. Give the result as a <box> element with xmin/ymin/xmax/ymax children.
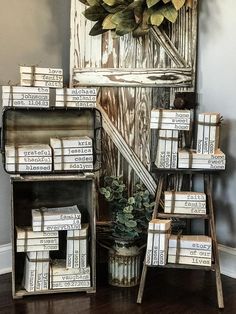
<box><xmin>99</xmin><ymin>175</ymin><xmax>155</xmax><ymax>287</ymax></box>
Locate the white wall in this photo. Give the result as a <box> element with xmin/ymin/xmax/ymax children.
<box><xmin>0</xmin><ymin>1</ymin><xmax>235</xmax><ymax>249</ymax></box>
<box><xmin>0</xmin><ymin>0</ymin><xmax>70</xmax><ymax>245</ymax></box>
<box><xmin>198</xmin><ymin>0</ymin><xmax>236</xmax><ymax>247</ymax></box>
<box><xmin>0</xmin><ymin>0</ymin><xmax>70</xmax><ymax>85</ymax></box>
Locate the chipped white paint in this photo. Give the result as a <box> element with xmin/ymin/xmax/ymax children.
<box><xmin>70</xmin><ymin>0</ymin><xmax>198</xmax><ymax>196</ymax></box>
<box><xmin>98</xmin><ymin>104</ymin><xmax>157</xmax><ymax>195</ymax></box>
<box><xmin>109</xmin><ymin>241</ymin><xmax>141</xmax><ymax>287</ymax></box>
<box><xmin>73</xmin><ymin>68</ymin><xmax>193</xmax><ymax>87</ymax></box>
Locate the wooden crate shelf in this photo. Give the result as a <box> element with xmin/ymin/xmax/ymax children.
<box><xmin>11</xmin><ymin>174</ymin><xmax>96</xmax><ymax>299</ymax></box>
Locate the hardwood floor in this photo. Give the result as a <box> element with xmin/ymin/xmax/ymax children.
<box><xmin>0</xmin><ymin>267</ymin><xmax>236</xmax><ymax>314</ymax></box>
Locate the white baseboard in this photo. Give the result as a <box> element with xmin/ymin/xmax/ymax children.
<box><xmin>218</xmin><ymin>244</ymin><xmax>236</xmax><ymax>279</ymax></box>
<box><xmin>0</xmin><ymin>243</ymin><xmax>12</xmax><ymax>275</ymax></box>
<box><xmin>0</xmin><ymin>243</ymin><xmax>235</xmax><ymax>278</ymax></box>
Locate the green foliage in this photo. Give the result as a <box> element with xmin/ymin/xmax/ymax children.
<box><xmin>79</xmin><ymin>0</ymin><xmax>193</xmax><ymax>37</ymax></box>
<box><xmin>100</xmin><ymin>176</ymin><xmax>155</xmax><ymax>241</ymax></box>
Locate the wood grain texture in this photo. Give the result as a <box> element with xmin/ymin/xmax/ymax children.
<box><xmin>116</xmin><ymin>33</ymin><xmax>136</xmax><ymax>189</ymax></box>
<box><xmin>98</xmin><ymin>105</ymin><xmax>157</xmax><ymax>196</ymax></box>
<box><xmin>134</xmin><ymin>36</ymin><xmax>153</xmax><ymax>175</ymax></box>
<box><xmin>100</xmin><ymin>32</ymin><xmax>120</xmax><ymax>177</ymax></box>
<box><xmin>73</xmin><ymin>68</ymin><xmax>193</xmax><ymax>87</ymax></box>
<box><xmin>70</xmin><ymin>1</ymin><xmax>102</xmax><ymax>86</ymax></box>
<box><xmin>70</xmin><ymin>0</ymin><xmax>198</xmax><ymax>206</ymax></box>
<box><xmin>169</xmin><ymin>0</ymin><xmax>198</xmax><ymax>103</ymax></box>
<box><xmin>150</xmin><ymin>26</ymin><xmax>187</xmax><ymax>67</ymax></box>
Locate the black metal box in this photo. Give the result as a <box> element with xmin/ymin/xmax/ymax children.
<box><xmin>1</xmin><ymin>108</ymin><xmax>102</xmax><ymax>174</ymax></box>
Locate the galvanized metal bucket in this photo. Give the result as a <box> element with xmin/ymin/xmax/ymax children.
<box><xmin>108</xmin><ymin>240</ymin><xmax>141</xmax><ymax>287</ymax></box>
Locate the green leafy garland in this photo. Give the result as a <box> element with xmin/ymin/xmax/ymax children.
<box><xmin>79</xmin><ymin>0</ymin><xmax>193</xmax><ymax>37</ymax></box>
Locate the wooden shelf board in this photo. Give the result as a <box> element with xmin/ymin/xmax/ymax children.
<box><xmin>150</xmin><ymin>165</ymin><xmax>223</xmax><ymax>174</ymax></box>
<box><xmin>14</xmin><ymin>286</ymin><xmax>96</xmax><ymax>299</ymax></box>
<box><xmin>157</xmin><ymin>213</ymin><xmax>209</xmax><ymax>219</ymax></box>
<box><xmin>147</xmin><ymin>263</ymin><xmax>214</xmax><ymax>271</ymax></box>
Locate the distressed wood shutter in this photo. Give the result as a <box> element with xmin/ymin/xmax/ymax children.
<box><xmin>70</xmin><ymin>0</ymin><xmax>198</xmax><ymax>195</ymax></box>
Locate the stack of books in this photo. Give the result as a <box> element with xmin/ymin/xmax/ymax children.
<box><xmin>50</xmin><ymin>136</ymin><xmax>94</xmax><ymax>171</ymax></box>
<box><xmin>164</xmin><ymin>191</ymin><xmax>206</xmax><ymax>215</ymax></box>
<box><xmin>2</xmin><ymin>86</ymin><xmax>50</xmax><ymax>108</ymax></box>
<box><xmin>66</xmin><ymin>224</ymin><xmax>89</xmax><ymax>269</ymax></box>
<box><xmin>168</xmin><ymin>235</ymin><xmax>212</xmax><ymax>266</ymax></box>
<box><xmin>154</xmin><ymin>130</ymin><xmax>178</xmax><ymax>168</ymax></box>
<box><xmin>146</xmin><ymin>219</ymin><xmax>171</xmax><ymax>266</ymax></box>
<box><xmin>16</xmin><ymin>227</ymin><xmax>59</xmax><ymax>252</ymax></box>
<box><xmin>179</xmin><ymin>112</ymin><xmax>225</xmax><ymax>169</ymax></box>
<box><xmin>20</xmin><ymin>66</ymin><xmax>63</xmax><ymax>88</ymax></box>
<box><xmin>55</xmin><ymin>88</ymin><xmax>97</xmax><ymax>108</ymax></box>
<box><xmin>196</xmin><ymin>112</ymin><xmax>221</xmax><ymax>154</ymax></box>
<box><xmin>5</xmin><ymin>144</ymin><xmax>52</xmax><ymax>172</ymax></box>
<box><xmin>150</xmin><ymin>109</ymin><xmax>191</xmax><ymax>131</ymax></box>
<box><xmin>32</xmin><ymin>205</ymin><xmax>81</xmax><ymax>232</ymax></box>
<box><xmin>178</xmin><ymin>148</ymin><xmax>225</xmax><ymax>169</ymax></box>
<box><xmin>23</xmin><ymin>251</ymin><xmax>50</xmax><ymax>292</ymax></box>
<box><xmin>20</xmin><ymin>205</ymin><xmax>91</xmax><ymax>291</ymax></box>
<box><xmin>50</xmin><ymin>259</ymin><xmax>91</xmax><ymax>289</ymax></box>
<box><xmin>151</xmin><ymin>109</ymin><xmax>191</xmax><ymax>169</ymax></box>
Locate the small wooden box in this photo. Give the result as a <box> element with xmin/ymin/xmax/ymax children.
<box><xmin>11</xmin><ymin>173</ymin><xmax>96</xmax><ymax>298</ymax></box>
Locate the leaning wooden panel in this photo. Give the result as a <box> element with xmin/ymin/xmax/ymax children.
<box><xmin>70</xmin><ymin>0</ymin><xmax>198</xmax><ymax>192</ymax></box>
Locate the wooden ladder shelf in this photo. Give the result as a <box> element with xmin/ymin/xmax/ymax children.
<box><xmin>137</xmin><ymin>170</ymin><xmax>224</xmax><ymax>309</ymax></box>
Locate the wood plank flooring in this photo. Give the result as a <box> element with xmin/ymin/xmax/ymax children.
<box><xmin>0</xmin><ymin>266</ymin><xmax>236</xmax><ymax>314</ymax></box>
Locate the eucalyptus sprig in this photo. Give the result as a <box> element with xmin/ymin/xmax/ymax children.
<box><xmin>100</xmin><ymin>176</ymin><xmax>155</xmax><ymax>241</ymax></box>
<box><xmin>79</xmin><ymin>0</ymin><xmax>193</xmax><ymax>37</ymax></box>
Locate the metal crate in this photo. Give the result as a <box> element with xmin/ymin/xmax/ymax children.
<box><xmin>1</xmin><ymin>107</ymin><xmax>102</xmax><ymax>174</ymax></box>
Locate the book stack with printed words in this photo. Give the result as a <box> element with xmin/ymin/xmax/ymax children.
<box><xmin>50</xmin><ymin>136</ymin><xmax>94</xmax><ymax>171</ymax></box>
<box><xmin>5</xmin><ymin>144</ymin><xmax>52</xmax><ymax>172</ymax></box>
<box><xmin>66</xmin><ymin>224</ymin><xmax>89</xmax><ymax>269</ymax></box>
<box><xmin>168</xmin><ymin>235</ymin><xmax>212</xmax><ymax>266</ymax></box>
<box><xmin>151</xmin><ymin>109</ymin><xmax>191</xmax><ymax>169</ymax></box>
<box><xmin>20</xmin><ymin>204</ymin><xmax>92</xmax><ymax>291</ymax></box>
<box><xmin>55</xmin><ymin>88</ymin><xmax>97</xmax><ymax>108</ymax></box>
<box><xmin>146</xmin><ymin>219</ymin><xmax>171</xmax><ymax>266</ymax></box>
<box><xmin>150</xmin><ymin>109</ymin><xmax>191</xmax><ymax>131</ymax></box>
<box><xmin>23</xmin><ymin>251</ymin><xmax>50</xmax><ymax>292</ymax></box>
<box><xmin>178</xmin><ymin>112</ymin><xmax>225</xmax><ymax>169</ymax></box>
<box><xmin>16</xmin><ymin>227</ymin><xmax>59</xmax><ymax>252</ymax></box>
<box><xmin>178</xmin><ymin>148</ymin><xmax>225</xmax><ymax>169</ymax></box>
<box><xmin>20</xmin><ymin>66</ymin><xmax>63</xmax><ymax>88</ymax></box>
<box><xmin>50</xmin><ymin>259</ymin><xmax>91</xmax><ymax>289</ymax></box>
<box><xmin>2</xmin><ymin>86</ymin><xmax>50</xmax><ymax>108</ymax></box>
<box><xmin>155</xmin><ymin>130</ymin><xmax>178</xmax><ymax>168</ymax></box>
<box><xmin>32</xmin><ymin>205</ymin><xmax>81</xmax><ymax>232</ymax></box>
<box><xmin>196</xmin><ymin>113</ymin><xmax>220</xmax><ymax>154</ymax></box>
<box><xmin>164</xmin><ymin>191</ymin><xmax>206</xmax><ymax>215</ymax></box>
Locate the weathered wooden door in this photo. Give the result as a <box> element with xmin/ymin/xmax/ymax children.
<box><xmin>70</xmin><ymin>0</ymin><xmax>198</xmax><ymax>197</ymax></box>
